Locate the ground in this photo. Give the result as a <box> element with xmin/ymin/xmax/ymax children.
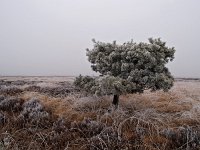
<box><xmin>0</xmin><ymin>76</ymin><xmax>200</xmax><ymax>150</ymax></box>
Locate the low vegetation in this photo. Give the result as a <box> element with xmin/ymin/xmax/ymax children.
<box><xmin>0</xmin><ymin>77</ymin><xmax>200</xmax><ymax>149</ymax></box>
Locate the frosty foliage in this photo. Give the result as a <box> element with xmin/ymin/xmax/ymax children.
<box><xmin>0</xmin><ymin>97</ymin><xmax>23</xmax><ymax>111</ymax></box>
<box><xmin>71</xmin><ymin>118</ymin><xmax>105</xmax><ymax>137</ymax></box>
<box><xmin>24</xmin><ymin>85</ymin><xmax>71</xmax><ymax>98</ymax></box>
<box><xmin>75</xmin><ymin>38</ymin><xmax>175</xmax><ymax>96</ymax></box>
<box><xmin>74</xmin><ymin>75</ymin><xmax>96</xmax><ymax>94</ymax></box>
<box><xmin>161</xmin><ymin>127</ymin><xmax>200</xmax><ymax>149</ymax></box>
<box><xmin>0</xmin><ymin>87</ymin><xmax>23</xmax><ymax>96</ymax></box>
<box><xmin>20</xmin><ymin>98</ymin><xmax>49</xmax><ymax>122</ymax></box>
<box><xmin>53</xmin><ymin>118</ymin><xmax>66</xmax><ymax>133</ymax></box>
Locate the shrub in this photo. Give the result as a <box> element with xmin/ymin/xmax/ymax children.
<box><xmin>0</xmin><ymin>87</ymin><xmax>23</xmax><ymax>96</ymax></box>
<box><xmin>24</xmin><ymin>85</ymin><xmax>41</xmax><ymax>92</ymax></box>
<box><xmin>0</xmin><ymin>97</ymin><xmax>23</xmax><ymax>112</ymax></box>
<box><xmin>20</xmin><ymin>98</ymin><xmax>49</xmax><ymax>123</ymax></box>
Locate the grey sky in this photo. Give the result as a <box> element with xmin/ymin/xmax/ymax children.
<box><xmin>0</xmin><ymin>0</ymin><xmax>199</xmax><ymax>77</ymax></box>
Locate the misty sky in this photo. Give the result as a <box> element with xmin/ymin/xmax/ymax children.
<box><xmin>0</xmin><ymin>0</ymin><xmax>200</xmax><ymax>77</ymax></box>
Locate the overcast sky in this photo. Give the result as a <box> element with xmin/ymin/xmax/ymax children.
<box><xmin>0</xmin><ymin>0</ymin><xmax>200</xmax><ymax>77</ymax></box>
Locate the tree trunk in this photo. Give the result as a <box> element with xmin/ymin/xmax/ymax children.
<box><xmin>112</xmin><ymin>94</ymin><xmax>119</xmax><ymax>107</ymax></box>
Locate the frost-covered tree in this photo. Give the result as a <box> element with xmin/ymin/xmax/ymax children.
<box><xmin>74</xmin><ymin>38</ymin><xmax>175</xmax><ymax>106</ymax></box>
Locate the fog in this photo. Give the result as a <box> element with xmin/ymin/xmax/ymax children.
<box><xmin>0</xmin><ymin>0</ymin><xmax>200</xmax><ymax>77</ymax></box>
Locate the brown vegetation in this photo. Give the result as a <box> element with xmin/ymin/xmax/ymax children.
<box><xmin>0</xmin><ymin>77</ymin><xmax>200</xmax><ymax>149</ymax></box>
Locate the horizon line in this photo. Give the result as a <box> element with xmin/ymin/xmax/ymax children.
<box><xmin>0</xmin><ymin>75</ymin><xmax>200</xmax><ymax>79</ymax></box>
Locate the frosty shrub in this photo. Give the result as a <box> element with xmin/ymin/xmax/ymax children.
<box><xmin>12</xmin><ymin>80</ymin><xmax>26</xmax><ymax>86</ymax></box>
<box><xmin>161</xmin><ymin>127</ymin><xmax>200</xmax><ymax>149</ymax></box>
<box><xmin>74</xmin><ymin>38</ymin><xmax>175</xmax><ymax>106</ymax></box>
<box><xmin>71</xmin><ymin>118</ymin><xmax>105</xmax><ymax>137</ymax></box>
<box><xmin>41</xmin><ymin>87</ymin><xmax>71</xmax><ymax>97</ymax></box>
<box><xmin>0</xmin><ymin>87</ymin><xmax>23</xmax><ymax>96</ymax></box>
<box><xmin>24</xmin><ymin>86</ymin><xmax>73</xmax><ymax>97</ymax></box>
<box><xmin>20</xmin><ymin>98</ymin><xmax>49</xmax><ymax>123</ymax></box>
<box><xmin>0</xmin><ymin>97</ymin><xmax>23</xmax><ymax>112</ymax></box>
<box><xmin>74</xmin><ymin>75</ymin><xmax>96</xmax><ymax>95</ymax></box>
<box><xmin>24</xmin><ymin>85</ymin><xmax>41</xmax><ymax>92</ymax></box>
<box><xmin>52</xmin><ymin>118</ymin><xmax>67</xmax><ymax>133</ymax></box>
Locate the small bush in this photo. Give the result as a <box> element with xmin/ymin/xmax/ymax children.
<box><xmin>24</xmin><ymin>85</ymin><xmax>41</xmax><ymax>92</ymax></box>
<box><xmin>0</xmin><ymin>87</ymin><xmax>23</xmax><ymax>96</ymax></box>
<box><xmin>52</xmin><ymin>118</ymin><xmax>67</xmax><ymax>133</ymax></box>
<box><xmin>0</xmin><ymin>97</ymin><xmax>23</xmax><ymax>112</ymax></box>
<box><xmin>71</xmin><ymin>118</ymin><xmax>105</xmax><ymax>137</ymax></box>
<box><xmin>19</xmin><ymin>98</ymin><xmax>49</xmax><ymax>123</ymax></box>
<box><xmin>41</xmin><ymin>87</ymin><xmax>71</xmax><ymax>97</ymax></box>
<box><xmin>161</xmin><ymin>127</ymin><xmax>200</xmax><ymax>149</ymax></box>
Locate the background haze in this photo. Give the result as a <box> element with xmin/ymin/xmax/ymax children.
<box><xmin>0</xmin><ymin>0</ymin><xmax>199</xmax><ymax>77</ymax></box>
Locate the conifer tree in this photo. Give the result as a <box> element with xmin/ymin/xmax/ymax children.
<box><xmin>74</xmin><ymin>38</ymin><xmax>175</xmax><ymax>106</ymax></box>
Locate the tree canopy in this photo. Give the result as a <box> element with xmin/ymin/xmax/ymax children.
<box><xmin>74</xmin><ymin>38</ymin><xmax>175</xmax><ymax>104</ymax></box>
